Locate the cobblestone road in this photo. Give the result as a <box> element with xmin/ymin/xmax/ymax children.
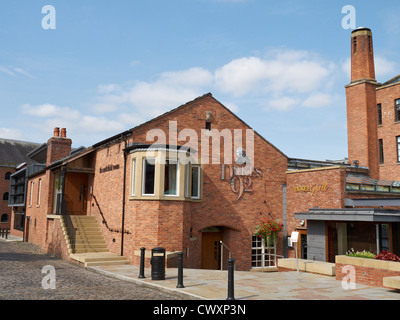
<box><xmin>0</xmin><ymin>241</ymin><xmax>182</xmax><ymax>300</ymax></box>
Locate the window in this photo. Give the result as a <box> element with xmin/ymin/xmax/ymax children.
<box><xmin>1</xmin><ymin>214</ymin><xmax>8</xmax><ymax>223</ymax></box>
<box><xmin>131</xmin><ymin>159</ymin><xmax>136</xmax><ymax>196</ymax></box>
<box><xmin>29</xmin><ymin>181</ymin><xmax>34</xmax><ymax>206</ymax></box>
<box><xmin>5</xmin><ymin>172</ymin><xmax>11</xmax><ymax>180</ymax></box>
<box><xmin>205</xmin><ymin>122</ymin><xmax>211</xmax><ymax>131</ymax></box>
<box><xmin>164</xmin><ymin>160</ymin><xmax>178</xmax><ymax>196</ymax></box>
<box><xmin>353</xmin><ymin>37</ymin><xmax>357</xmax><ymax>54</ymax></box>
<box><xmin>379</xmin><ymin>139</ymin><xmax>384</xmax><ymax>164</ymax></box>
<box><xmin>191</xmin><ymin>166</ymin><xmax>201</xmax><ymax>199</ymax></box>
<box><xmin>377</xmin><ymin>104</ymin><xmax>382</xmax><ymax>125</ymax></box>
<box><xmin>2</xmin><ymin>192</ymin><xmax>8</xmax><ymax>201</ymax></box>
<box><xmin>395</xmin><ymin>99</ymin><xmax>400</xmax><ymax>122</ymax></box>
<box><xmin>142</xmin><ymin>158</ymin><xmax>155</xmax><ymax>195</ymax></box>
<box><xmin>37</xmin><ymin>179</ymin><xmax>42</xmax><ymax>206</ymax></box>
<box><xmin>397</xmin><ymin>136</ymin><xmax>400</xmax><ymax>163</ymax></box>
<box><xmin>252</xmin><ymin>235</ymin><xmax>277</xmax><ymax>269</ymax></box>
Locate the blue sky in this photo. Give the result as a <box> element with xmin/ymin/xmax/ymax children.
<box><xmin>1</xmin><ymin>0</ymin><xmax>400</xmax><ymax>161</ymax></box>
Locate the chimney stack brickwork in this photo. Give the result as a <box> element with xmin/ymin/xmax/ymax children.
<box><xmin>46</xmin><ymin>127</ymin><xmax>72</xmax><ymax>166</ymax></box>
<box><xmin>346</xmin><ymin>28</ymin><xmax>380</xmax><ymax>180</ymax></box>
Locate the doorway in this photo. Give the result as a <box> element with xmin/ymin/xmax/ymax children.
<box><xmin>64</xmin><ymin>173</ymin><xmax>88</xmax><ymax>215</ymax></box>
<box><xmin>201</xmin><ymin>227</ymin><xmax>223</xmax><ymax>270</ymax></box>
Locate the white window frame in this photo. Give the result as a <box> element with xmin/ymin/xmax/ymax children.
<box><xmin>164</xmin><ymin>159</ymin><xmax>179</xmax><ymax>196</ymax></box>
<box><xmin>131</xmin><ymin>159</ymin><xmax>136</xmax><ymax>196</ymax></box>
<box><xmin>29</xmin><ymin>181</ymin><xmax>34</xmax><ymax>206</ymax></box>
<box><xmin>251</xmin><ymin>235</ymin><xmax>276</xmax><ymax>269</ymax></box>
<box><xmin>142</xmin><ymin>158</ymin><xmax>156</xmax><ymax>196</ymax></box>
<box><xmin>191</xmin><ymin>165</ymin><xmax>201</xmax><ymax>199</ymax></box>
<box><xmin>37</xmin><ymin>179</ymin><xmax>42</xmax><ymax>206</ymax></box>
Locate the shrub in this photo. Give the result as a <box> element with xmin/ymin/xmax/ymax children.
<box><xmin>375</xmin><ymin>251</ymin><xmax>400</xmax><ymax>262</ymax></box>
<box><xmin>346</xmin><ymin>249</ymin><xmax>376</xmax><ymax>259</ymax></box>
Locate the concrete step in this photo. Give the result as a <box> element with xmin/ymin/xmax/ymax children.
<box><xmin>70</xmin><ymin>252</ymin><xmax>130</xmax><ymax>267</ymax></box>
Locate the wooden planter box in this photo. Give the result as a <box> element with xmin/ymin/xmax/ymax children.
<box><xmin>335</xmin><ymin>255</ymin><xmax>400</xmax><ymax>288</ymax></box>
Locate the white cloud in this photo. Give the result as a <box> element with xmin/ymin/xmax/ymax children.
<box><xmin>302</xmin><ymin>93</ymin><xmax>334</xmax><ymax>108</ymax></box>
<box><xmin>267</xmin><ymin>97</ymin><xmax>298</xmax><ymax>111</ymax></box>
<box><xmin>0</xmin><ymin>128</ymin><xmax>23</xmax><ymax>140</ymax></box>
<box><xmin>215</xmin><ymin>50</ymin><xmax>333</xmax><ymax>97</ymax></box>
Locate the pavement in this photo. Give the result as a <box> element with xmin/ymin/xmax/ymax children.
<box><xmin>88</xmin><ymin>264</ymin><xmax>400</xmax><ymax>300</ymax></box>
<box><xmin>3</xmin><ymin>235</ymin><xmax>400</xmax><ymax>301</ymax></box>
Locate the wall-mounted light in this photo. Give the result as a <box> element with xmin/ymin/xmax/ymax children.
<box><xmin>300</xmin><ymin>220</ymin><xmax>305</xmax><ymax>227</ymax></box>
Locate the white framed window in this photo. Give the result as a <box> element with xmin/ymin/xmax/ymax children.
<box><xmin>29</xmin><ymin>181</ymin><xmax>34</xmax><ymax>206</ymax></box>
<box><xmin>164</xmin><ymin>159</ymin><xmax>179</xmax><ymax>196</ymax></box>
<box><xmin>185</xmin><ymin>164</ymin><xmax>190</xmax><ymax>198</ymax></box>
<box><xmin>142</xmin><ymin>158</ymin><xmax>155</xmax><ymax>196</ymax></box>
<box><xmin>191</xmin><ymin>165</ymin><xmax>201</xmax><ymax>199</ymax></box>
<box><xmin>37</xmin><ymin>179</ymin><xmax>42</xmax><ymax>206</ymax></box>
<box><xmin>251</xmin><ymin>235</ymin><xmax>276</xmax><ymax>268</ymax></box>
<box><xmin>131</xmin><ymin>159</ymin><xmax>136</xmax><ymax>196</ymax></box>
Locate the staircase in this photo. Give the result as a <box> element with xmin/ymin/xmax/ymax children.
<box><xmin>60</xmin><ymin>215</ymin><xmax>130</xmax><ymax>268</ymax></box>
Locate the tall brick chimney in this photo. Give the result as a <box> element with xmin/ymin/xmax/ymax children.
<box><xmin>46</xmin><ymin>127</ymin><xmax>72</xmax><ymax>166</ymax></box>
<box><xmin>345</xmin><ymin>27</ymin><xmax>380</xmax><ymax>179</ymax></box>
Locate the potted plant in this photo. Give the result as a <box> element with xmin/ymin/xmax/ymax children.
<box><xmin>255</xmin><ymin>218</ymin><xmax>283</xmax><ymax>247</ymax></box>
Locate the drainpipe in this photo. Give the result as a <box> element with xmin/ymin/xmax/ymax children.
<box><xmin>121</xmin><ymin>135</ymin><xmax>128</xmax><ymax>256</ymax></box>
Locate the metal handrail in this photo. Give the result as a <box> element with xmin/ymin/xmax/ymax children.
<box><xmin>220</xmin><ymin>241</ymin><xmax>233</xmax><ymax>271</ymax></box>
<box><xmin>60</xmin><ymin>196</ymin><xmax>76</xmax><ymax>253</ymax></box>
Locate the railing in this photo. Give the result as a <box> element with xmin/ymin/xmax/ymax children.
<box><xmin>92</xmin><ymin>194</ymin><xmax>131</xmax><ymax>235</ymax></box>
<box><xmin>220</xmin><ymin>241</ymin><xmax>233</xmax><ymax>271</ymax></box>
<box><xmin>59</xmin><ymin>196</ymin><xmax>77</xmax><ymax>253</ymax></box>
<box><xmin>0</xmin><ymin>229</ymin><xmax>9</xmax><ymax>240</ymax></box>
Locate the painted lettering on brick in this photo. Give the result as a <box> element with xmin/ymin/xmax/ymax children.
<box><xmin>294</xmin><ymin>182</ymin><xmax>328</xmax><ymax>195</ymax></box>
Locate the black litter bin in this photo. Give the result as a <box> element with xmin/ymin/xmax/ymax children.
<box><xmin>151</xmin><ymin>247</ymin><xmax>166</xmax><ymax>280</ymax></box>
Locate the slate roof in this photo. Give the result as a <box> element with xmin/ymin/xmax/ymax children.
<box><xmin>382</xmin><ymin>74</ymin><xmax>400</xmax><ymax>87</ymax></box>
<box><xmin>0</xmin><ymin>138</ymin><xmax>42</xmax><ymax>167</ymax></box>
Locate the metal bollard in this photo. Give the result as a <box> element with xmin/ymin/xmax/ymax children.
<box><xmin>176</xmin><ymin>252</ymin><xmax>185</xmax><ymax>288</ymax></box>
<box><xmin>226</xmin><ymin>258</ymin><xmax>235</xmax><ymax>300</ymax></box>
<box><xmin>5</xmin><ymin>229</ymin><xmax>8</xmax><ymax>240</ymax></box>
<box><xmin>139</xmin><ymin>247</ymin><xmax>146</xmax><ymax>279</ymax></box>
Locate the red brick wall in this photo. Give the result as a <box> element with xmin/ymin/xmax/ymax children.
<box><xmin>286</xmin><ymin>167</ymin><xmax>346</xmax><ymax>258</ymax></box>
<box><xmin>346</xmin><ymin>82</ymin><xmax>380</xmax><ymax>179</ymax></box>
<box><xmin>377</xmin><ymin>84</ymin><xmax>400</xmax><ymax>181</ymax></box>
<box><xmin>336</xmin><ymin>262</ymin><xmax>400</xmax><ymax>288</ymax></box>
<box><xmin>87</xmin><ymin>94</ymin><xmax>288</xmax><ymax>271</ymax></box>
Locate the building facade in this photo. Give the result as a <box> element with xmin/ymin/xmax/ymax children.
<box><xmin>8</xmin><ymin>27</ymin><xmax>400</xmax><ymax>270</ymax></box>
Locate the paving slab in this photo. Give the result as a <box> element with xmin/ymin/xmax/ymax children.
<box><xmin>87</xmin><ymin>264</ymin><xmax>400</xmax><ymax>300</ymax></box>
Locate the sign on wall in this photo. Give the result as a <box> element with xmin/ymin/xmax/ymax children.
<box><xmin>221</xmin><ymin>148</ymin><xmax>262</xmax><ymax>200</ymax></box>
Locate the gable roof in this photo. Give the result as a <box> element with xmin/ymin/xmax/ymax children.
<box><xmin>0</xmin><ymin>138</ymin><xmax>42</xmax><ymax>167</ymax></box>
<box><xmin>93</xmin><ymin>93</ymin><xmax>287</xmax><ymax>158</ymax></box>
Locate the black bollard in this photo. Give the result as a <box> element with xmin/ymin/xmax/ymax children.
<box><xmin>226</xmin><ymin>258</ymin><xmax>235</xmax><ymax>300</ymax></box>
<box><xmin>139</xmin><ymin>247</ymin><xmax>146</xmax><ymax>279</ymax></box>
<box><xmin>5</xmin><ymin>229</ymin><xmax>8</xmax><ymax>240</ymax></box>
<box><xmin>176</xmin><ymin>252</ymin><xmax>185</xmax><ymax>288</ymax></box>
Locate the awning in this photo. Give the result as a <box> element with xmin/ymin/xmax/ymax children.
<box><xmin>295</xmin><ymin>208</ymin><xmax>400</xmax><ymax>223</ymax></box>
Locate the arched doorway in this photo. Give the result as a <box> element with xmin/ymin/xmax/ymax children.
<box><xmin>201</xmin><ymin>226</ymin><xmax>224</xmax><ymax>270</ymax></box>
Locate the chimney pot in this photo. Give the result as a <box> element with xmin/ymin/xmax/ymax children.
<box><xmin>54</xmin><ymin>127</ymin><xmax>60</xmax><ymax>137</ymax></box>
<box><xmin>61</xmin><ymin>128</ymin><xmax>67</xmax><ymax>138</ymax></box>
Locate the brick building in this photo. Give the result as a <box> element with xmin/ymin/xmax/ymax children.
<box><xmin>9</xmin><ymin>27</ymin><xmax>400</xmax><ymax>270</ymax></box>
<box><xmin>0</xmin><ymin>139</ymin><xmax>41</xmax><ymax>231</ymax></box>
<box><xmin>291</xmin><ymin>28</ymin><xmax>400</xmax><ymax>263</ymax></box>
